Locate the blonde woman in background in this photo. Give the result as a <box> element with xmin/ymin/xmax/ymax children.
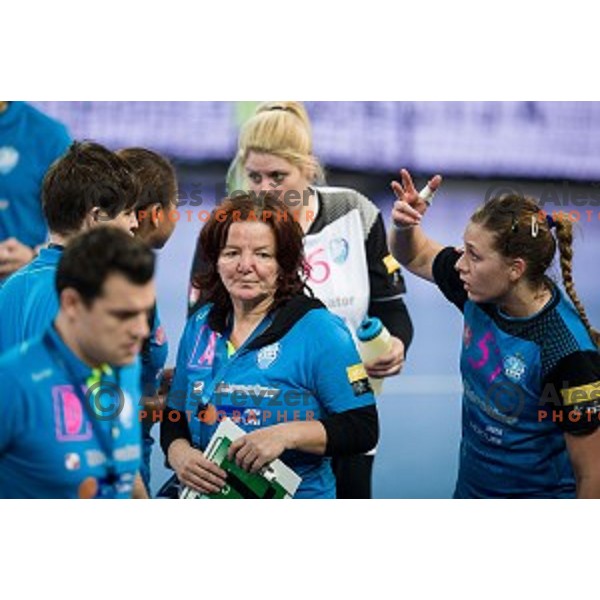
<box><xmin>188</xmin><ymin>102</ymin><xmax>413</xmax><ymax>498</ymax></box>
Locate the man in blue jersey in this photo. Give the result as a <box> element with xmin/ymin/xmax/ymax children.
<box><xmin>117</xmin><ymin>147</ymin><xmax>179</xmax><ymax>493</ymax></box>
<box><xmin>0</xmin><ymin>227</ymin><xmax>156</xmax><ymax>498</ymax></box>
<box><xmin>0</xmin><ymin>141</ymin><xmax>139</xmax><ymax>354</ymax></box>
<box><xmin>0</xmin><ymin>101</ymin><xmax>71</xmax><ymax>278</ymax></box>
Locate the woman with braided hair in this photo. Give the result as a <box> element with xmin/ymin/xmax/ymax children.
<box><xmin>550</xmin><ymin>213</ymin><xmax>600</xmax><ymax>347</ymax></box>
<box><xmin>390</xmin><ymin>168</ymin><xmax>600</xmax><ymax>498</ymax></box>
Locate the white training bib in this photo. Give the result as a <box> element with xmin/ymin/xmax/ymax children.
<box><xmin>304</xmin><ymin>208</ymin><xmax>369</xmax><ymax>342</ymax></box>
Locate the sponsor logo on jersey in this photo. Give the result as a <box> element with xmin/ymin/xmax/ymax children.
<box><xmin>64</xmin><ymin>453</ymin><xmax>81</xmax><ymax>471</ymax></box>
<box><xmin>216</xmin><ymin>382</ymin><xmax>280</xmax><ymax>400</ymax></box>
<box><xmin>114</xmin><ymin>444</ymin><xmax>141</xmax><ymax>462</ymax></box>
<box><xmin>85</xmin><ymin>450</ymin><xmax>107</xmax><ymax>467</ymax></box>
<box><xmin>347</xmin><ymin>363</ymin><xmax>368</xmax><ymax>383</ymax></box>
<box><xmin>115</xmin><ymin>481</ymin><xmax>134</xmax><ymax>495</ymax></box>
<box><xmin>383</xmin><ymin>254</ymin><xmax>401</xmax><ymax>274</ymax></box>
<box><xmin>325</xmin><ymin>295</ymin><xmax>355</xmax><ymax>309</ymax></box>
<box><xmin>329</xmin><ymin>237</ymin><xmax>349</xmax><ymax>264</ymax></box>
<box><xmin>346</xmin><ymin>363</ymin><xmax>371</xmax><ymax>397</ymax></box>
<box><xmin>52</xmin><ymin>385</ymin><xmax>93</xmax><ymax>442</ymax></box>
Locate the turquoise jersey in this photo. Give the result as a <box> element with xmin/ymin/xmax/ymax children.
<box><xmin>0</xmin><ymin>245</ymin><xmax>61</xmax><ymax>354</ymax></box>
<box><xmin>0</xmin><ymin>325</ymin><xmax>142</xmax><ymax>498</ymax></box>
<box><xmin>0</xmin><ymin>102</ymin><xmax>71</xmax><ymax>247</ymax></box>
<box><xmin>167</xmin><ymin>300</ymin><xmax>375</xmax><ymax>499</ymax></box>
<box><xmin>0</xmin><ymin>243</ymin><xmax>166</xmax><ymax>494</ymax></box>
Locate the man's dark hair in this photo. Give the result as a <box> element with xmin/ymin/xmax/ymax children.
<box><xmin>43</xmin><ymin>140</ymin><xmax>139</xmax><ymax>236</ymax></box>
<box><xmin>56</xmin><ymin>227</ymin><xmax>155</xmax><ymax>305</ymax></box>
<box><xmin>116</xmin><ymin>147</ymin><xmax>177</xmax><ymax>211</ymax></box>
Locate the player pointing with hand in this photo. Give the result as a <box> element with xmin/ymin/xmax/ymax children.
<box><xmin>389</xmin><ymin>168</ymin><xmax>600</xmax><ymax>499</ymax></box>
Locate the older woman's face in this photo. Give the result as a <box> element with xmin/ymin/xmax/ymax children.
<box><xmin>217</xmin><ymin>221</ymin><xmax>279</xmax><ymax>307</ymax></box>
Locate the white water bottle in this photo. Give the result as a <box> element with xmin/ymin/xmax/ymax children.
<box><xmin>356</xmin><ymin>316</ymin><xmax>392</xmax><ymax>396</ymax></box>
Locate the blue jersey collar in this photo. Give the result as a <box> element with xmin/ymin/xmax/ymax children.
<box><xmin>45</xmin><ymin>323</ymin><xmax>94</xmax><ymax>383</ymax></box>
<box><xmin>36</xmin><ymin>245</ymin><xmax>64</xmax><ymax>266</ymax></box>
<box><xmin>495</xmin><ymin>282</ymin><xmax>559</xmax><ymax>323</ymax></box>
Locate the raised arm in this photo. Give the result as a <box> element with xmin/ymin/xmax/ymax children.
<box><xmin>388</xmin><ymin>169</ymin><xmax>444</xmax><ymax>283</ymax></box>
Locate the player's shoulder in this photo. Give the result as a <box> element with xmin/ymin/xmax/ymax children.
<box><xmin>294</xmin><ymin>306</ymin><xmax>354</xmax><ymax>346</ymax></box>
<box><xmin>20</xmin><ymin>102</ymin><xmax>69</xmax><ymax>135</ymax></box>
<box><xmin>188</xmin><ymin>303</ymin><xmax>212</xmax><ymax>327</ymax></box>
<box><xmin>316</xmin><ymin>186</ymin><xmax>379</xmax><ymax>235</ymax></box>
<box><xmin>317</xmin><ymin>186</ymin><xmax>376</xmax><ymax>212</ymax></box>
<box><xmin>0</xmin><ymin>335</ymin><xmax>47</xmax><ymax>384</ymax></box>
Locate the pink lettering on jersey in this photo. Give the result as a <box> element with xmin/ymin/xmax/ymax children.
<box><xmin>189</xmin><ymin>325</ymin><xmax>218</xmax><ymax>368</ymax></box>
<box><xmin>467</xmin><ymin>330</ymin><xmax>503</xmax><ymax>384</ymax></box>
<box><xmin>468</xmin><ymin>331</ymin><xmax>493</xmax><ymax>370</ymax></box>
<box><xmin>53</xmin><ymin>386</ymin><xmax>92</xmax><ymax>441</ymax></box>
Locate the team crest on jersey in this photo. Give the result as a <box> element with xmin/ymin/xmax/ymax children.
<box><xmin>0</xmin><ymin>146</ymin><xmax>19</xmax><ymax>175</ymax></box>
<box><xmin>329</xmin><ymin>237</ymin><xmax>349</xmax><ymax>264</ymax></box>
<box><xmin>257</xmin><ymin>343</ymin><xmax>280</xmax><ymax>370</ymax></box>
<box><xmin>503</xmin><ymin>354</ymin><xmax>526</xmax><ymax>382</ymax></box>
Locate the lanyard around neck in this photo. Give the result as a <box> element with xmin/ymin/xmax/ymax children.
<box><xmin>42</xmin><ymin>330</ymin><xmax>121</xmax><ymax>488</ymax></box>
